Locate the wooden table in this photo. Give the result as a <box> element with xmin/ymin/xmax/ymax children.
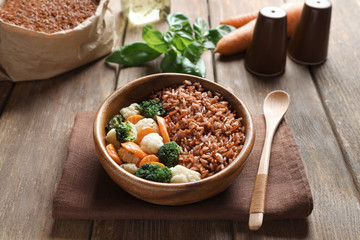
<box><xmin>1</xmin><ymin>0</ymin><xmax>359</xmax><ymax>239</ymax></box>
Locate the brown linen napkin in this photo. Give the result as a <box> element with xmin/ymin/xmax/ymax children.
<box><xmin>52</xmin><ymin>111</ymin><xmax>313</xmax><ymax>220</ymax></box>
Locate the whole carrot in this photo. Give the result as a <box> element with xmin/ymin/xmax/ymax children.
<box><xmin>214</xmin><ymin>19</ymin><xmax>256</xmax><ymax>55</ymax></box>
<box><xmin>283</xmin><ymin>2</ymin><xmax>303</xmax><ymax>37</ymax></box>
<box><xmin>215</xmin><ymin>3</ymin><xmax>303</xmax><ymax>56</ymax></box>
<box><xmin>220</xmin><ymin>10</ymin><xmax>258</xmax><ymax>28</ymax></box>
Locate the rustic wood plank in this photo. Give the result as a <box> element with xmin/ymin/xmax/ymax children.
<box><xmin>0</xmin><ymin>81</ymin><xmax>12</xmax><ymax>114</ymax></box>
<box><xmin>91</xmin><ymin>0</ymin><xmax>232</xmax><ymax>239</ymax></box>
<box><xmin>0</xmin><ymin>58</ymin><xmax>117</xmax><ymax>239</ymax></box>
<box><xmin>209</xmin><ymin>0</ymin><xmax>360</xmax><ymax>239</ymax></box>
<box><xmin>308</xmin><ymin>0</ymin><xmax>360</xmax><ymax>192</ymax></box>
<box><xmin>93</xmin><ymin>220</ymin><xmax>233</xmax><ymax>240</ymax></box>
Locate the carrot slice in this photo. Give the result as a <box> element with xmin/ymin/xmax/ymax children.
<box><xmin>156</xmin><ymin>116</ymin><xmax>170</xmax><ymax>143</ymax></box>
<box><xmin>126</xmin><ymin>115</ymin><xmax>143</xmax><ymax>124</ymax></box>
<box><xmin>138</xmin><ymin>155</ymin><xmax>160</xmax><ymax>167</ymax></box>
<box><xmin>137</xmin><ymin>127</ymin><xmax>157</xmax><ymax>144</ymax></box>
<box><xmin>150</xmin><ymin>162</ymin><xmax>165</xmax><ymax>167</ymax></box>
<box><xmin>106</xmin><ymin>144</ymin><xmax>122</xmax><ymax>165</ymax></box>
<box><xmin>121</xmin><ymin>141</ymin><xmax>148</xmax><ymax>159</ymax></box>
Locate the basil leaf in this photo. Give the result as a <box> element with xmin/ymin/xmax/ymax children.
<box><xmin>195</xmin><ymin>58</ymin><xmax>206</xmax><ymax>77</ymax></box>
<box><xmin>106</xmin><ymin>42</ymin><xmax>161</xmax><ymax>66</ymax></box>
<box><xmin>193</xmin><ymin>17</ymin><xmax>209</xmax><ymax>42</ymax></box>
<box><xmin>142</xmin><ymin>25</ymin><xmax>168</xmax><ymax>53</ymax></box>
<box><xmin>172</xmin><ymin>32</ymin><xmax>194</xmax><ymax>52</ymax></box>
<box><xmin>167</xmin><ymin>12</ymin><xmax>190</xmax><ymax>28</ymax></box>
<box><xmin>163</xmin><ymin>31</ymin><xmax>175</xmax><ymax>43</ymax></box>
<box><xmin>161</xmin><ymin>50</ymin><xmax>183</xmax><ymax>73</ymax></box>
<box><xmin>184</xmin><ymin>41</ymin><xmax>203</xmax><ymax>63</ymax></box>
<box><xmin>161</xmin><ymin>49</ymin><xmax>206</xmax><ymax>77</ymax></box>
<box><xmin>216</xmin><ymin>24</ymin><xmax>236</xmax><ymax>36</ymax></box>
<box><xmin>167</xmin><ymin>12</ymin><xmax>192</xmax><ymax>34</ymax></box>
<box><xmin>203</xmin><ymin>41</ymin><xmax>216</xmax><ymax>49</ymax></box>
<box><xmin>181</xmin><ymin>57</ymin><xmax>206</xmax><ymax>77</ymax></box>
<box><xmin>205</xmin><ymin>24</ymin><xmax>236</xmax><ymax>49</ymax></box>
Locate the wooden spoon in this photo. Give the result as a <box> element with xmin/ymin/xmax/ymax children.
<box><xmin>248</xmin><ymin>90</ymin><xmax>290</xmax><ymax>231</ymax></box>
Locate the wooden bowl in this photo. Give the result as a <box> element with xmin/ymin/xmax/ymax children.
<box><xmin>93</xmin><ymin>73</ymin><xmax>255</xmax><ymax>205</ymax></box>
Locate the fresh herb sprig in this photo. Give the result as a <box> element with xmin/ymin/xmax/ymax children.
<box><xmin>106</xmin><ymin>13</ymin><xmax>235</xmax><ymax>77</ymax></box>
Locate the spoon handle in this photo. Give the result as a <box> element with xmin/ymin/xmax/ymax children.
<box><xmin>248</xmin><ymin>90</ymin><xmax>290</xmax><ymax>231</ymax></box>
<box><xmin>248</xmin><ymin>127</ymin><xmax>275</xmax><ymax>230</ymax></box>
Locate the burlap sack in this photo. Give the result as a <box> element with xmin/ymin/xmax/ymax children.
<box><xmin>0</xmin><ymin>0</ymin><xmax>122</xmax><ymax>82</ymax></box>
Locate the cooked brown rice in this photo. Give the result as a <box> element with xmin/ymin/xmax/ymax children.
<box><xmin>152</xmin><ymin>80</ymin><xmax>245</xmax><ymax>179</ymax></box>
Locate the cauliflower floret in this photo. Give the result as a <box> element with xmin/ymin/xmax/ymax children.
<box><xmin>121</xmin><ymin>163</ymin><xmax>138</xmax><ymax>174</ymax></box>
<box><xmin>170</xmin><ymin>165</ymin><xmax>201</xmax><ymax>183</ymax></box>
<box><xmin>118</xmin><ymin>147</ymin><xmax>141</xmax><ymax>165</ymax></box>
<box><xmin>135</xmin><ymin>118</ymin><xmax>159</xmax><ymax>132</ymax></box>
<box><xmin>105</xmin><ymin>129</ymin><xmax>120</xmax><ymax>149</ymax></box>
<box><xmin>140</xmin><ymin>133</ymin><xmax>163</xmax><ymax>154</ymax></box>
<box><xmin>120</xmin><ymin>103</ymin><xmax>140</xmax><ymax>120</ymax></box>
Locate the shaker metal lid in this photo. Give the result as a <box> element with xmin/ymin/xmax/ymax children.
<box><xmin>260</xmin><ymin>6</ymin><xmax>286</xmax><ymax>19</ymax></box>
<box><xmin>306</xmin><ymin>0</ymin><xmax>331</xmax><ymax>9</ymax></box>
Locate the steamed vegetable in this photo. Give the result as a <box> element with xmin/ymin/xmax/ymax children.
<box><xmin>115</xmin><ymin>122</ymin><xmax>137</xmax><ymax>142</ymax></box>
<box><xmin>106</xmin><ymin>12</ymin><xmax>235</xmax><ymax>77</ymax></box>
<box><xmin>105</xmin><ymin>114</ymin><xmax>124</xmax><ymax>133</ymax></box>
<box><xmin>118</xmin><ymin>146</ymin><xmax>142</xmax><ymax>166</ymax></box>
<box><xmin>106</xmin><ymin>144</ymin><xmax>122</xmax><ymax>165</ymax></box>
<box><xmin>134</xmin><ymin>163</ymin><xmax>172</xmax><ymax>183</ymax></box>
<box><xmin>139</xmin><ymin>155</ymin><xmax>160</xmax><ymax>167</ymax></box>
<box><xmin>157</xmin><ymin>141</ymin><xmax>181</xmax><ymax>167</ymax></box>
<box><xmin>105</xmin><ymin>129</ymin><xmax>121</xmax><ymax>149</ymax></box>
<box><xmin>137</xmin><ymin>127</ymin><xmax>158</xmax><ymax>144</ymax></box>
<box><xmin>126</xmin><ymin>115</ymin><xmax>143</xmax><ymax>124</ymax></box>
<box><xmin>156</xmin><ymin>116</ymin><xmax>170</xmax><ymax>143</ymax></box>
<box><xmin>170</xmin><ymin>165</ymin><xmax>201</xmax><ymax>183</ymax></box>
<box><xmin>138</xmin><ymin>99</ymin><xmax>166</xmax><ymax>119</ymax></box>
<box><xmin>121</xmin><ymin>142</ymin><xmax>148</xmax><ymax>160</ymax></box>
<box><xmin>140</xmin><ymin>133</ymin><xmax>164</xmax><ymax>154</ymax></box>
<box><xmin>120</xmin><ymin>103</ymin><xmax>141</xmax><ymax>120</ymax></box>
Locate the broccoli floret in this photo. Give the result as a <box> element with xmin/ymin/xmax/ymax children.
<box><xmin>157</xmin><ymin>141</ymin><xmax>181</xmax><ymax>167</ymax></box>
<box><xmin>134</xmin><ymin>163</ymin><xmax>172</xmax><ymax>183</ymax></box>
<box><xmin>105</xmin><ymin>114</ymin><xmax>124</xmax><ymax>132</ymax></box>
<box><xmin>115</xmin><ymin>122</ymin><xmax>136</xmax><ymax>142</ymax></box>
<box><xmin>138</xmin><ymin>99</ymin><xmax>166</xmax><ymax>119</ymax></box>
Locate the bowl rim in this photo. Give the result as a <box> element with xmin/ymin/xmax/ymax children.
<box><xmin>94</xmin><ymin>73</ymin><xmax>255</xmax><ymax>188</ymax></box>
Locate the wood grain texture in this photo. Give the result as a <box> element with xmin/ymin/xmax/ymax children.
<box><xmin>209</xmin><ymin>0</ymin><xmax>360</xmax><ymax>239</ymax></box>
<box><xmin>308</xmin><ymin>0</ymin><xmax>360</xmax><ymax>192</ymax></box>
<box><xmin>0</xmin><ymin>59</ymin><xmax>118</xmax><ymax>239</ymax></box>
<box><xmin>0</xmin><ymin>81</ymin><xmax>12</xmax><ymax>114</ymax></box>
<box><xmin>1</xmin><ymin>0</ymin><xmax>359</xmax><ymax>239</ymax></box>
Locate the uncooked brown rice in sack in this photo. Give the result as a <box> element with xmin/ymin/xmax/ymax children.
<box><xmin>0</xmin><ymin>0</ymin><xmax>122</xmax><ymax>81</ymax></box>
